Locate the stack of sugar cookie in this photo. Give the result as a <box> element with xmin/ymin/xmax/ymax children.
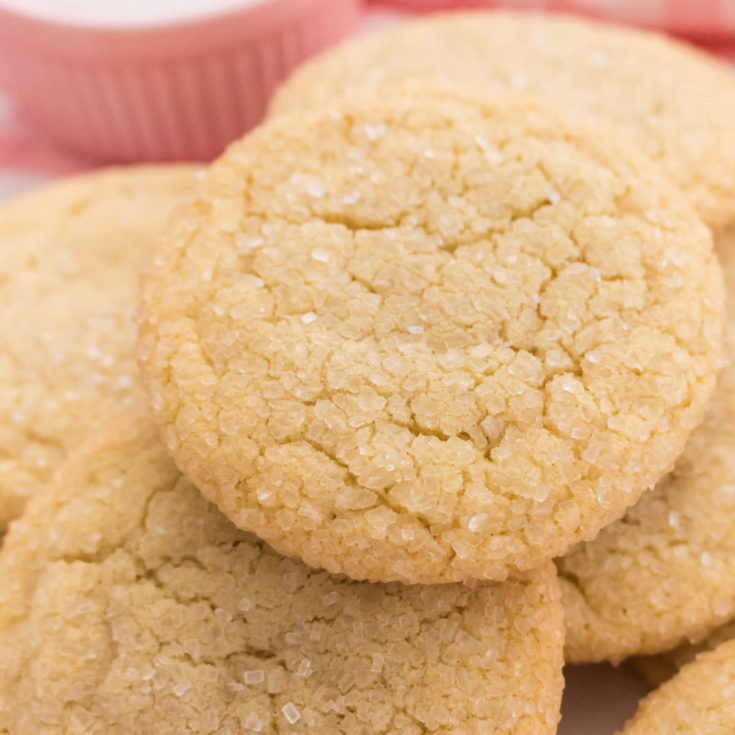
<box><xmin>2</xmin><ymin>10</ymin><xmax>735</xmax><ymax>734</ymax></box>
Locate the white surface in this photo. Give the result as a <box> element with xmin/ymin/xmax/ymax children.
<box><xmin>0</xmin><ymin>0</ymin><xmax>266</xmax><ymax>26</ymax></box>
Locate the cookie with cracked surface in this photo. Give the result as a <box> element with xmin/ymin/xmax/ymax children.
<box><xmin>139</xmin><ymin>83</ymin><xmax>723</xmax><ymax>585</ymax></box>
<box><xmin>271</xmin><ymin>11</ymin><xmax>735</xmax><ymax>228</ymax></box>
<box><xmin>559</xmin><ymin>226</ymin><xmax>735</xmax><ymax>665</ymax></box>
<box><xmin>0</xmin><ymin>412</ymin><xmax>564</xmax><ymax>734</ymax></box>
<box><xmin>619</xmin><ymin>639</ymin><xmax>735</xmax><ymax>734</ymax></box>
<box><xmin>0</xmin><ymin>165</ymin><xmax>198</xmax><ymax>529</ymax></box>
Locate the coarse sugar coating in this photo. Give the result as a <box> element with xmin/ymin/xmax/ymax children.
<box><xmin>560</xmin><ymin>226</ymin><xmax>735</xmax><ymax>664</ymax></box>
<box><xmin>619</xmin><ymin>639</ymin><xmax>735</xmax><ymax>734</ymax></box>
<box><xmin>271</xmin><ymin>11</ymin><xmax>735</xmax><ymax>228</ymax></box>
<box><xmin>0</xmin><ymin>412</ymin><xmax>564</xmax><ymax>734</ymax></box>
<box><xmin>140</xmin><ymin>83</ymin><xmax>723</xmax><ymax>585</ymax></box>
<box><xmin>0</xmin><ymin>165</ymin><xmax>198</xmax><ymax>529</ymax></box>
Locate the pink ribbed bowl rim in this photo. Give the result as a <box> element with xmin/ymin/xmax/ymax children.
<box><xmin>0</xmin><ymin>0</ymin><xmax>362</xmax><ymax>161</ymax></box>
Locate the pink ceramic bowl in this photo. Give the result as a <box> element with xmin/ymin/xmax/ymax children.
<box><xmin>0</xmin><ymin>0</ymin><xmax>361</xmax><ymax>162</ymax></box>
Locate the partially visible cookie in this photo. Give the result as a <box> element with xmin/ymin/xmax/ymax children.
<box><xmin>271</xmin><ymin>11</ymin><xmax>735</xmax><ymax>227</ymax></box>
<box><xmin>636</xmin><ymin>618</ymin><xmax>735</xmax><ymax>688</ymax></box>
<box><xmin>559</xmin><ymin>226</ymin><xmax>735</xmax><ymax>664</ymax></box>
<box><xmin>0</xmin><ymin>412</ymin><xmax>564</xmax><ymax>734</ymax></box>
<box><xmin>0</xmin><ymin>166</ymin><xmax>198</xmax><ymax>529</ymax></box>
<box><xmin>619</xmin><ymin>640</ymin><xmax>735</xmax><ymax>734</ymax></box>
<box><xmin>139</xmin><ymin>82</ymin><xmax>723</xmax><ymax>585</ymax></box>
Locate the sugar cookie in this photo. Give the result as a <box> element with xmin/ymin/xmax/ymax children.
<box><xmin>139</xmin><ymin>84</ymin><xmax>722</xmax><ymax>584</ymax></box>
<box><xmin>0</xmin><ymin>166</ymin><xmax>197</xmax><ymax>528</ymax></box>
<box><xmin>271</xmin><ymin>11</ymin><xmax>735</xmax><ymax>227</ymax></box>
<box><xmin>560</xmin><ymin>227</ymin><xmax>735</xmax><ymax>664</ymax></box>
<box><xmin>636</xmin><ymin>617</ymin><xmax>735</xmax><ymax>688</ymax></box>
<box><xmin>620</xmin><ymin>640</ymin><xmax>735</xmax><ymax>734</ymax></box>
<box><xmin>0</xmin><ymin>413</ymin><xmax>564</xmax><ymax>734</ymax></box>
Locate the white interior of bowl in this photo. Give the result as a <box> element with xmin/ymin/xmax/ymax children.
<box><xmin>0</xmin><ymin>0</ymin><xmax>269</xmax><ymax>27</ymax></box>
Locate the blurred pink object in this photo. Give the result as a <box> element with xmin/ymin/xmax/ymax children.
<box><xmin>0</xmin><ymin>0</ymin><xmax>361</xmax><ymax>163</ymax></box>
<box><xmin>369</xmin><ymin>1</ymin><xmax>735</xmax><ymax>42</ymax></box>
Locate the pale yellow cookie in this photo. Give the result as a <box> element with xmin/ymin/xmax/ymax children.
<box><xmin>139</xmin><ymin>83</ymin><xmax>723</xmax><ymax>585</ymax></box>
<box><xmin>271</xmin><ymin>11</ymin><xmax>735</xmax><ymax>227</ymax></box>
<box><xmin>0</xmin><ymin>413</ymin><xmax>564</xmax><ymax>734</ymax></box>
<box><xmin>560</xmin><ymin>227</ymin><xmax>735</xmax><ymax>664</ymax></box>
<box><xmin>619</xmin><ymin>639</ymin><xmax>735</xmax><ymax>734</ymax></box>
<box><xmin>0</xmin><ymin>166</ymin><xmax>197</xmax><ymax>529</ymax></box>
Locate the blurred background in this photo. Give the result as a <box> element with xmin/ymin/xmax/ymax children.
<box><xmin>0</xmin><ymin>0</ymin><xmax>733</xmax><ymax>186</ymax></box>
